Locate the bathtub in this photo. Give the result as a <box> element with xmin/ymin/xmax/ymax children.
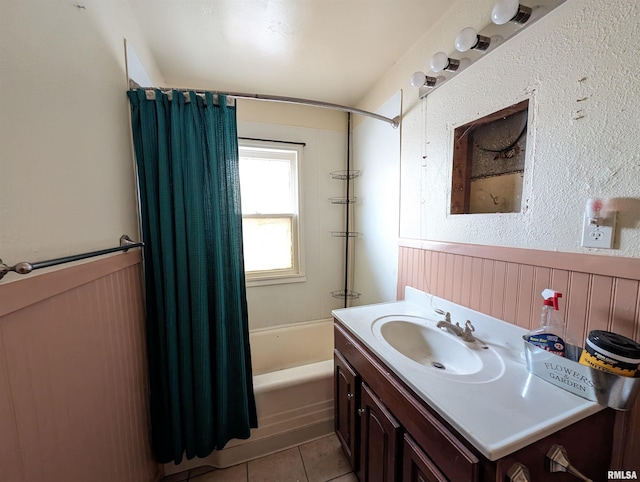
<box><xmin>165</xmin><ymin>318</ymin><xmax>335</xmax><ymax>474</ymax></box>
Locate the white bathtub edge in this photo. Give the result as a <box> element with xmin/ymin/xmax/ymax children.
<box><xmin>249</xmin><ymin>317</ymin><xmax>334</xmax><ymax>334</ymax></box>
<box><xmin>253</xmin><ymin>360</ymin><xmax>334</xmax><ymax>392</ymax></box>
<box><xmin>164</xmin><ymin>359</ymin><xmax>335</xmax><ymax>475</ymax></box>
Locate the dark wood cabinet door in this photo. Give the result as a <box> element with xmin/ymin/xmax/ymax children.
<box><xmin>402</xmin><ymin>433</ymin><xmax>448</xmax><ymax>482</ymax></box>
<box><xmin>334</xmin><ymin>350</ymin><xmax>359</xmax><ymax>469</ymax></box>
<box><xmin>358</xmin><ymin>382</ymin><xmax>402</xmax><ymax>482</ymax></box>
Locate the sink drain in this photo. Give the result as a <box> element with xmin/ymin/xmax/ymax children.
<box><xmin>431</xmin><ymin>361</ymin><xmax>446</xmax><ymax>370</ymax></box>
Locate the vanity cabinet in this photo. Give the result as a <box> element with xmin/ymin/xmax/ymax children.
<box><xmin>334</xmin><ymin>350</ymin><xmax>359</xmax><ymax>468</ymax></box>
<box><xmin>403</xmin><ymin>433</ymin><xmax>447</xmax><ymax>482</ymax></box>
<box><xmin>358</xmin><ymin>382</ymin><xmax>402</xmax><ymax>482</ymax></box>
<box><xmin>334</xmin><ymin>319</ymin><xmax>615</xmax><ymax>482</ymax></box>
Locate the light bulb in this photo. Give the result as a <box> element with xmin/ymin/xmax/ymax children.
<box><xmin>410</xmin><ymin>71</ymin><xmax>427</xmax><ymax>88</ymax></box>
<box><xmin>429</xmin><ymin>52</ymin><xmax>460</xmax><ymax>73</ymax></box>
<box><xmin>492</xmin><ymin>0</ymin><xmax>519</xmax><ymax>24</ymax></box>
<box><xmin>430</xmin><ymin>52</ymin><xmax>449</xmax><ymax>73</ymax></box>
<box><xmin>409</xmin><ymin>71</ymin><xmax>437</xmax><ymax>88</ymax></box>
<box><xmin>456</xmin><ymin>27</ymin><xmax>478</xmax><ymax>52</ymax></box>
<box><xmin>492</xmin><ymin>0</ymin><xmax>532</xmax><ymax>25</ymax></box>
<box><xmin>455</xmin><ymin>27</ymin><xmax>491</xmax><ymax>52</ymax></box>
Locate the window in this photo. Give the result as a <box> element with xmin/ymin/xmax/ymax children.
<box><xmin>238</xmin><ymin>140</ymin><xmax>304</xmax><ymax>285</ymax></box>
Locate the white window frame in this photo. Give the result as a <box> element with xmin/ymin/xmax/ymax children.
<box><xmin>238</xmin><ymin>139</ymin><xmax>305</xmax><ymax>287</ymax></box>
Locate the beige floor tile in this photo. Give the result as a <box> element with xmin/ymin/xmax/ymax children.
<box><xmin>190</xmin><ymin>463</ymin><xmax>248</xmax><ymax>482</ymax></box>
<box><xmin>248</xmin><ymin>447</ymin><xmax>308</xmax><ymax>482</ymax></box>
<box><xmin>327</xmin><ymin>473</ymin><xmax>358</xmax><ymax>482</ymax></box>
<box><xmin>189</xmin><ymin>465</ymin><xmax>216</xmax><ymax>477</ymax></box>
<box><xmin>299</xmin><ymin>435</ymin><xmax>352</xmax><ymax>482</ymax></box>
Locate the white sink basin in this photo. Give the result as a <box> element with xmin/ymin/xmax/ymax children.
<box><xmin>371</xmin><ymin>315</ymin><xmax>505</xmax><ymax>382</ymax></box>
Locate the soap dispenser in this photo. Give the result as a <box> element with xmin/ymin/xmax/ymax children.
<box><xmin>525</xmin><ymin>289</ymin><xmax>567</xmax><ymax>357</ymax></box>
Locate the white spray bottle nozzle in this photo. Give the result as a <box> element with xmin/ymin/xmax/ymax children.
<box><xmin>542</xmin><ymin>289</ymin><xmax>562</xmax><ymax>310</ymax></box>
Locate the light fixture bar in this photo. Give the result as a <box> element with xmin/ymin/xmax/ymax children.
<box><xmin>411</xmin><ymin>0</ymin><xmax>567</xmax><ymax>99</ymax></box>
<box><xmin>512</xmin><ymin>5</ymin><xmax>533</xmax><ymax>23</ymax></box>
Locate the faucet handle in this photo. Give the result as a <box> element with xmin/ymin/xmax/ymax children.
<box><xmin>461</xmin><ymin>320</ymin><xmax>476</xmax><ymax>342</ymax></box>
<box><xmin>435</xmin><ymin>310</ymin><xmax>452</xmax><ymax>323</ymax></box>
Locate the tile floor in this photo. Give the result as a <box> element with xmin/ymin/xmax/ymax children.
<box><xmin>162</xmin><ymin>434</ymin><xmax>357</xmax><ymax>482</ymax></box>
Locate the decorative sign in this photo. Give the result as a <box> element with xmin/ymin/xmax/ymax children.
<box><xmin>523</xmin><ymin>339</ymin><xmax>640</xmax><ymax>411</ymax></box>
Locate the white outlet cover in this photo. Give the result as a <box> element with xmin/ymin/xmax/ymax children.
<box><xmin>581</xmin><ymin>213</ymin><xmax>616</xmax><ymax>249</ymax></box>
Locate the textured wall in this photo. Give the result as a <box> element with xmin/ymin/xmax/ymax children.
<box><xmin>418</xmin><ymin>0</ymin><xmax>640</xmax><ymax>255</ymax></box>
<box><xmin>358</xmin><ymin>0</ymin><xmax>640</xmax><ymax>258</ymax></box>
<box><xmin>352</xmin><ymin>93</ymin><xmax>402</xmax><ymax>305</ymax></box>
<box><xmin>0</xmin><ymin>0</ymin><xmax>162</xmax><ymax>266</ymax></box>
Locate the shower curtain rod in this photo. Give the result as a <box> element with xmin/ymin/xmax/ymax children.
<box><xmin>133</xmin><ymin>85</ymin><xmax>401</xmax><ymax>128</ymax></box>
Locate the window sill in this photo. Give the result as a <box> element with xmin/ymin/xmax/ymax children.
<box><xmin>245</xmin><ymin>273</ymin><xmax>307</xmax><ymax>288</ymax></box>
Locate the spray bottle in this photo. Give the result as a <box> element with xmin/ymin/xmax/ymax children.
<box><xmin>525</xmin><ymin>289</ymin><xmax>566</xmax><ymax>357</ymax></box>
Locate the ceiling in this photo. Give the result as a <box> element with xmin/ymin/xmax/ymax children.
<box><xmin>126</xmin><ymin>0</ymin><xmax>454</xmax><ymax>106</ymax></box>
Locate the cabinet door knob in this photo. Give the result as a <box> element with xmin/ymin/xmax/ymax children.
<box><xmin>506</xmin><ymin>463</ymin><xmax>531</xmax><ymax>482</ymax></box>
<box><xmin>347</xmin><ymin>392</ymin><xmax>354</xmax><ymax>399</ymax></box>
<box><xmin>357</xmin><ymin>408</ymin><xmax>365</xmax><ymax>416</ymax></box>
<box><xmin>546</xmin><ymin>444</ymin><xmax>593</xmax><ymax>482</ymax></box>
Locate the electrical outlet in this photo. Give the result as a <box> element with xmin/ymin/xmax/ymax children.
<box><xmin>581</xmin><ymin>213</ymin><xmax>616</xmax><ymax>248</ymax></box>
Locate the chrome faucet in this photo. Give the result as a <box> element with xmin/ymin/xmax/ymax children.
<box><xmin>436</xmin><ymin>312</ymin><xmax>477</xmax><ymax>342</ymax></box>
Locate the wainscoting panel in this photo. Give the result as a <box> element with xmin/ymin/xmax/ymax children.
<box><xmin>0</xmin><ymin>251</ymin><xmax>158</xmax><ymax>482</ymax></box>
<box><xmin>397</xmin><ymin>239</ymin><xmax>640</xmax><ymax>468</ymax></box>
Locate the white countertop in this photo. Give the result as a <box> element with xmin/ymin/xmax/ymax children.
<box><xmin>332</xmin><ymin>287</ymin><xmax>604</xmax><ymax>461</ymax></box>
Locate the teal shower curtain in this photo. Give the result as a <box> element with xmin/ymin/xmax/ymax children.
<box><xmin>128</xmin><ymin>89</ymin><xmax>257</xmax><ymax>464</ymax></box>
